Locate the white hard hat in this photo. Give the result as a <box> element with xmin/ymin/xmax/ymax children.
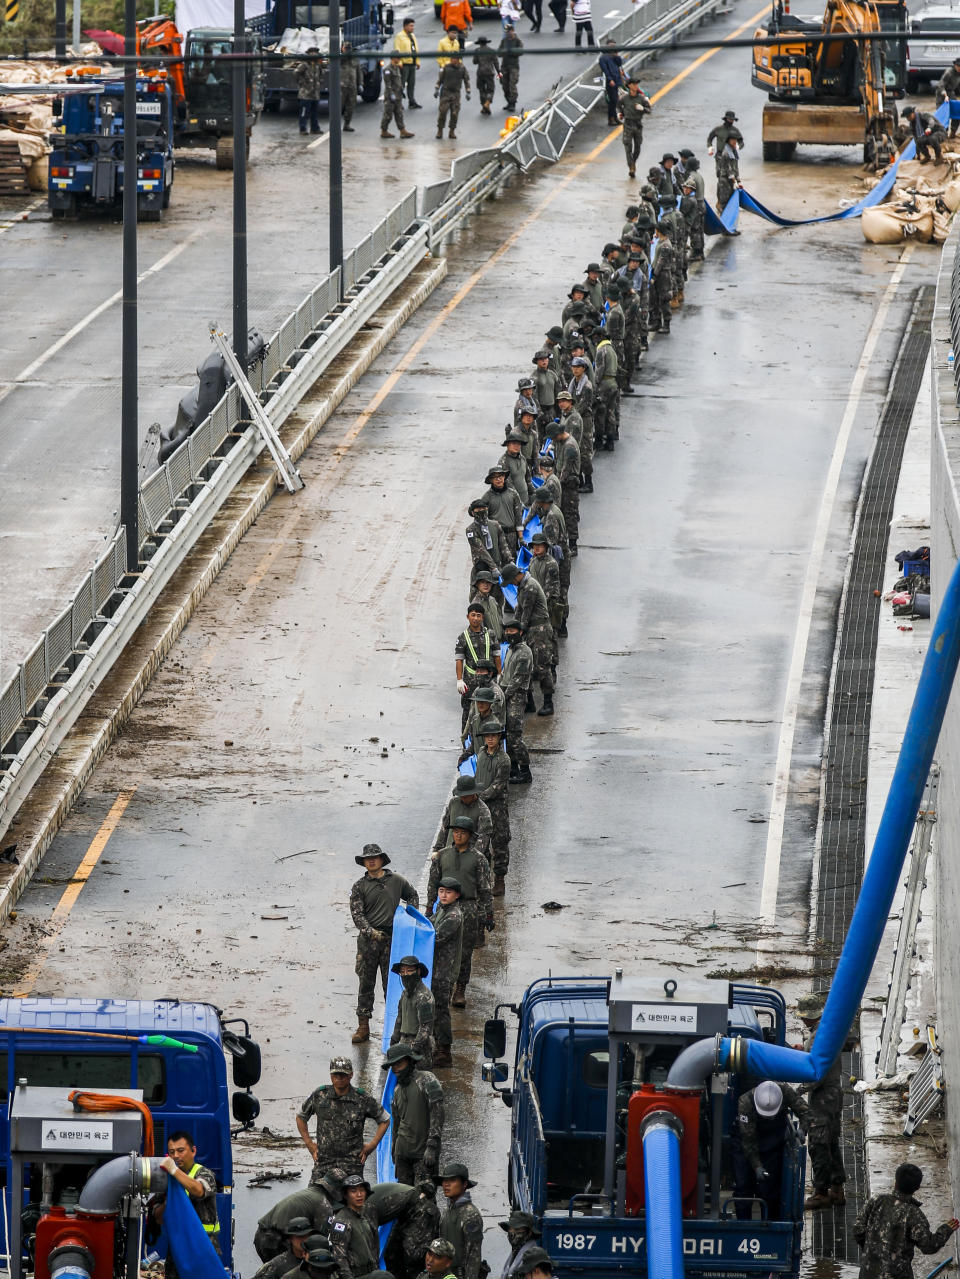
<box><xmin>753</xmin><ymin>1081</ymin><xmax>783</xmax><ymax>1118</ymax></box>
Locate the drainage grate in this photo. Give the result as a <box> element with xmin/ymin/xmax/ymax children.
<box><xmin>810</xmin><ymin>286</ymin><xmax>934</xmax><ymax>1261</ymax></box>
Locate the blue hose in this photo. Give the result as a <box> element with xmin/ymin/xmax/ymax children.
<box><xmin>642</xmin><ymin>1116</ymin><xmax>685</xmax><ymax>1279</ymax></box>
<box><xmin>671</xmin><ymin>554</ymin><xmax>960</xmax><ymax>1088</ymax></box>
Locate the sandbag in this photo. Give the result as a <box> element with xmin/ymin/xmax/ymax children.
<box><xmin>862</xmin><ymin>204</ymin><xmax>935</xmax><ymax>243</ymax></box>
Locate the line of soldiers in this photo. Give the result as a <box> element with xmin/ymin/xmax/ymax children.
<box><xmin>249</xmin><ymin>197</ymin><xmax>717</xmax><ymax>1279</ymax></box>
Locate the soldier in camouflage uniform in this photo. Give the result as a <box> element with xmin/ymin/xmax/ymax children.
<box><xmin>528</xmin><ymin>534</ymin><xmax>563</xmax><ymax>655</ymax></box>
<box><xmin>678</xmin><ymin>153</ymin><xmax>705</xmax><ymax>258</ymax></box>
<box><xmin>498</xmin><ymin>1211</ymin><xmax>542</xmax><ymax>1279</ymax></box>
<box><xmin>796</xmin><ymin>993</ymin><xmax>847</xmax><ymax>1210</ymax></box>
<box><xmin>456</xmin><ymin>603</ymin><xmax>499</xmax><ymax>728</ymax></box>
<box><xmin>528</xmin><ymin>486</ymin><xmax>569</xmax><ymax>616</ymax></box>
<box><xmin>253</xmin><ymin>1219</ymin><xmax>317</xmax><ymax>1279</ymax></box>
<box><xmin>567</xmin><ymin>357</ymin><xmax>594</xmax><ymax>493</ymax></box>
<box><xmin>297</xmin><ymin>1057</ymin><xmax>390</xmax><ymax>1180</ymax></box>
<box><xmin>474</xmin><ymin>719</ymin><xmax>511</xmax><ymax>896</ymax></box>
<box><xmin>427</xmin><ymin>816</ymin><xmax>493</xmax><ymax>1005</ymax></box>
<box><xmin>434</xmin><ymin>55</ymin><xmax>470</xmax><ymax>139</ymax></box>
<box><xmin>657</xmin><ymin>195</ymin><xmax>686</xmax><ymax>298</ymax></box>
<box><xmin>617</xmin><ymin>78</ymin><xmax>651</xmax><ymax>178</ymax></box>
<box><xmin>470</xmin><ymin>573</ymin><xmax>503</xmax><ymax>640</ymax></box>
<box><xmin>340</xmin><ymin>44</ymin><xmax>358</xmax><ymax>131</ymax></box>
<box><xmin>465</xmin><ymin>498</ymin><xmax>510</xmax><ymax>584</ymax></box>
<box><xmin>731</xmin><ymin>1081</ymin><xmax>807</xmax><ymax>1222</ymax></box>
<box><xmin>592</xmin><ymin>337</ymin><xmax>618</xmax><ymax>453</ymax></box>
<box><xmin>430</xmin><ymin>876</ymin><xmax>464</xmax><ymax>1068</ymax></box>
<box><xmin>435</xmin><ymin>774</ymin><xmax>493</xmax><ymax>858</ymax></box>
<box><xmin>350</xmin><ymin>844</ymin><xmax>419</xmax><ymax>1044</ymax></box>
<box><xmin>484</xmin><ymin>466</ymin><xmax>523</xmax><ymax>558</ymax></box>
<box><xmin>328</xmin><ymin>1176</ymin><xmax>386</xmax><ymax>1279</ymax></box>
<box><xmin>472</xmin><ymin>37</ymin><xmax>500</xmax><ymax>115</ymax></box>
<box><xmin>290</xmin><ymin>50</ymin><xmax>324</xmax><ymax>135</ymax></box>
<box><xmin>286</xmin><ymin>1244</ymin><xmax>341</xmax><ymax>1279</ymax></box>
<box><xmin>414</xmin><ymin>1239</ymin><xmax>457</xmax><ymax>1279</ymax></box>
<box><xmin>382</xmin><ymin>1045</ymin><xmax>445</xmax><ymax>1185</ymax></box>
<box><xmin>461</xmin><ymin>681</ymin><xmax>506</xmax><ymax>762</ymax></box>
<box><xmin>254</xmin><ymin>1175</ymin><xmax>345</xmax><ymax>1260</ymax></box>
<box><xmin>382</xmin><ymin>55</ymin><xmax>415</xmax><ymax>139</ymax></box>
<box><xmin>553</xmin><ymin>420</ymin><xmax>580</xmax><ymax>555</ymax></box>
<box><xmin>498</xmin><ymin>431</ymin><xmax>533</xmax><ymax>508</ymax></box>
<box><xmin>533</xmin><ymin>350</ymin><xmax>560</xmax><ymax>428</ymax></box>
<box><xmin>855</xmin><ymin>1163</ymin><xmax>958</xmax><ymax>1279</ymax></box>
<box><xmin>715</xmin><ymin>138</ymin><xmax>741</xmax><ymax>212</ymax></box>
<box><xmin>390</xmin><ymin>955</ymin><xmax>436</xmax><ymax>1067</ymax></box>
<box><xmin>501</xmin><ymin>616</ymin><xmax>533</xmax><ymax>784</ymax></box>
<box><xmin>436</xmin><ymin>1164</ymin><xmax>485</xmax><ymax>1279</ymax></box>
<box><xmin>367</xmin><ymin>1183</ymin><xmax>441</xmax><ymax>1279</ymax></box>
<box><xmin>649</xmin><ymin>227</ymin><xmax>676</xmax><ymax>336</ymax></box>
<box><xmin>500</xmin><ymin>563</ymin><xmax>554</xmax><ymax>717</ymax></box>
<box><xmin>603</xmin><ymin>286</ymin><xmax>628</xmax><ymax>396</ymax></box>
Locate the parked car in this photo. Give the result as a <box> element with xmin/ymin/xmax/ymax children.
<box><xmin>907</xmin><ymin>5</ymin><xmax>960</xmax><ymax>90</ymax></box>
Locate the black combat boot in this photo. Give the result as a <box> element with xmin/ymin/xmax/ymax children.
<box><xmin>525</xmin><ymin>690</ymin><xmax>536</xmax><ymax>713</ymax></box>
<box><xmin>537</xmin><ymin>692</ymin><xmax>554</xmax><ymax>717</ymax></box>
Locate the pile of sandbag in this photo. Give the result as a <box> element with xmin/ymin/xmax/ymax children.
<box><xmin>862</xmin><ymin>143</ymin><xmax>960</xmax><ymax>244</ymax></box>
<box><xmin>272</xmin><ymin>25</ymin><xmax>330</xmax><ymax>55</ymax></box>
<box><xmin>0</xmin><ymin>46</ymin><xmax>105</xmax><ymax>151</ymax></box>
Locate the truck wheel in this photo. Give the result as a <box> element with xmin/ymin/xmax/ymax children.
<box><xmin>216</xmin><ymin>136</ymin><xmax>235</xmax><ymax>170</ymax></box>
<box><xmin>361</xmin><ymin>66</ymin><xmax>382</xmax><ymax>102</ymax></box>
<box><xmin>162</xmin><ymin>183</ymin><xmax>171</xmax><ymax>209</ymax></box>
<box><xmin>762</xmin><ymin>139</ymin><xmax>779</xmax><ymax>161</ymax></box>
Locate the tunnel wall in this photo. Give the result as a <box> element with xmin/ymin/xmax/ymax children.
<box><xmin>930</xmin><ymin>219</ymin><xmax>960</xmax><ymax>1208</ymax></box>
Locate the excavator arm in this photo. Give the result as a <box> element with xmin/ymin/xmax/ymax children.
<box><xmin>136</xmin><ymin>19</ymin><xmax>186</xmax><ymax>110</ymax></box>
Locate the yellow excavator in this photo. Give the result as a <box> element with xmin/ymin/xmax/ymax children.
<box><xmin>752</xmin><ymin>0</ymin><xmax>907</xmax><ymax>166</ymax></box>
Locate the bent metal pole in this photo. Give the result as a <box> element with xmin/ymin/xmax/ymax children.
<box><xmin>668</xmin><ymin>552</ymin><xmax>960</xmax><ymax>1090</ymax></box>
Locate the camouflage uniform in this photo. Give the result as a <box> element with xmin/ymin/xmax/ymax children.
<box><xmin>329</xmin><ymin>1204</ymin><xmax>383</xmax><ymax>1279</ymax></box>
<box><xmin>465</xmin><ymin>514</ymin><xmax>509</xmax><ymax>579</ymax></box>
<box><xmin>485</xmin><ymin>483</ymin><xmax>523</xmax><ymax>556</ymax></box>
<box><xmin>381</xmin><ymin>63</ymin><xmax>408</xmax><ymax>134</ymax></box>
<box><xmin>555</xmin><ymin>433</ymin><xmax>581</xmax><ymax>541</ymax></box>
<box><xmin>855</xmin><ymin>1190</ymin><xmax>956</xmax><ymax>1279</ymax></box>
<box><xmin>367</xmin><ymin>1184</ymin><xmax>440</xmax><ymax>1279</ymax></box>
<box><xmin>649</xmin><ymin>236</ymin><xmax>676</xmax><ymax>334</ymax></box>
<box><xmin>568</xmin><ymin>370</ymin><xmax>594</xmax><ymax>485</ymax></box>
<box><xmin>159</xmin><ymin>1162</ymin><xmax>219</xmax><ymax>1279</ymax></box>
<box><xmin>434</xmin><ymin>794</ymin><xmax>493</xmax><ymax>858</ymax></box>
<box><xmin>500</xmin><ymin>636</ymin><xmax>533</xmax><ymax>773</ymax></box>
<box><xmin>391</xmin><ymin>977</ymin><xmax>437</xmax><ymax>1067</ymax></box>
<box><xmin>802</xmin><ymin>1029</ymin><xmax>845</xmax><ymax>1195</ymax></box>
<box><xmin>255</xmin><ymin>1187</ymin><xmax>340</xmax><ymax>1260</ymax></box>
<box><xmin>350</xmin><ymin>869</ymin><xmax>419</xmax><ymax>1020</ymax></box>
<box><xmin>431</xmin><ymin>899</ymin><xmax>464</xmax><ymax>1050</ymax></box>
<box><xmin>427</xmin><ymin>841</ymin><xmax>493</xmax><ymax>988</ymax></box>
<box><xmin>715</xmin><ymin>145</ymin><xmax>740</xmax><ymax>211</ymax></box>
<box><xmin>254</xmin><ymin>1248</ymin><xmax>300</xmax><ymax>1279</ymax></box>
<box><xmin>472</xmin><ymin>46</ymin><xmax>500</xmax><ymax>112</ymax></box>
<box><xmin>618</xmin><ymin>87</ymin><xmax>651</xmax><ymax>174</ymax></box>
<box><xmin>462</xmin><ymin>685</ymin><xmax>506</xmax><ymax>758</ymax></box>
<box><xmin>298</xmin><ymin>1084</ymin><xmax>390</xmax><ymax>1181</ymax></box>
<box><xmin>439</xmin><ymin>1194</ymin><xmax>485</xmax><ymax>1279</ymax></box>
<box><xmin>340</xmin><ymin>52</ymin><xmax>358</xmax><ymax>128</ymax></box>
<box><xmin>391</xmin><ymin>1068</ymin><xmax>445</xmax><ymax>1185</ymax></box>
<box><xmin>474</xmin><ymin>745</ymin><xmax>511</xmax><ymax>879</ymax></box>
<box><xmin>528</xmin><ymin>550</ymin><xmax>563</xmax><ymax>646</ymax></box>
<box><xmin>436</xmin><ymin>61</ymin><xmax>470</xmax><ymax>135</ymax></box>
<box><xmin>470</xmin><ymin>590</ymin><xmax>503</xmax><ymax>642</ymax></box>
<box><xmin>455</xmin><ymin>623</ymin><xmax>497</xmax><ymax>726</ymax></box>
<box><xmin>604</xmin><ymin>300</ymin><xmax>627</xmax><ymax>391</ymax></box>
<box><xmin>497</xmin><ymin>32</ymin><xmax>523</xmax><ymax>109</ymax></box>
<box><xmin>513</xmin><ymin>574</ymin><xmax>554</xmax><ymax>697</ymax></box>
<box><xmin>592</xmin><ymin>339</ymin><xmax>619</xmax><ymax>447</ymax></box>
<box><xmin>731</xmin><ymin>1083</ymin><xmax>807</xmax><ymax>1222</ymax></box>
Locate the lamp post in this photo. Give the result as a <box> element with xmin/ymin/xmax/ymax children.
<box><xmin>232</xmin><ymin>0</ymin><xmax>248</xmax><ymax>374</ymax></box>
<box><xmin>120</xmin><ymin>0</ymin><xmax>139</xmax><ymax>571</ymax></box>
<box><xmin>328</xmin><ymin>5</ymin><xmax>343</xmax><ymax>294</ymax></box>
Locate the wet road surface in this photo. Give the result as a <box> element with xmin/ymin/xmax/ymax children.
<box><xmin>0</xmin><ymin>15</ymin><xmax>944</xmax><ymax>1278</ymax></box>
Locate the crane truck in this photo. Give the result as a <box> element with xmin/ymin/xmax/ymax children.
<box><xmin>751</xmin><ymin>0</ymin><xmax>907</xmax><ymax>166</ymax></box>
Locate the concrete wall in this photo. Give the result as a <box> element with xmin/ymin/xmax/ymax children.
<box><xmin>931</xmin><ymin>220</ymin><xmax>960</xmax><ymax>1208</ymax></box>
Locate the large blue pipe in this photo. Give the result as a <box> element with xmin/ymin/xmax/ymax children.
<box><xmin>642</xmin><ymin>1113</ymin><xmax>686</xmax><ymax>1279</ymax></box>
<box><xmin>669</xmin><ymin>555</ymin><xmax>960</xmax><ymax>1090</ymax></box>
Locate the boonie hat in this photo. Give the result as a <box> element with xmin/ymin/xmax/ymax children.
<box><xmin>356</xmin><ymin>843</ymin><xmax>391</xmax><ymax>867</ymax></box>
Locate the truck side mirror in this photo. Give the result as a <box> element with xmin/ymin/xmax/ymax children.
<box><xmin>232</xmin><ymin>1036</ymin><xmax>262</xmax><ymax>1088</ymax></box>
<box><xmin>52</xmin><ymin>97</ymin><xmax>63</xmax><ymax>117</ymax></box>
<box><xmin>482</xmin><ymin>1062</ymin><xmax>508</xmax><ymax>1085</ymax></box>
<box><xmin>232</xmin><ymin>1090</ymin><xmax>261</xmax><ymax>1126</ymax></box>
<box><xmin>483</xmin><ymin>1018</ymin><xmax>506</xmax><ymax>1060</ymax></box>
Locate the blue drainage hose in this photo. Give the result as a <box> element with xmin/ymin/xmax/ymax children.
<box><xmin>642</xmin><ymin>1114</ymin><xmax>686</xmax><ymax>1279</ymax></box>
<box><xmin>669</xmin><ymin>554</ymin><xmax>960</xmax><ymax>1089</ymax></box>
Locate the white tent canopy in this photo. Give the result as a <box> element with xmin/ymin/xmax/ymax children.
<box><xmin>175</xmin><ymin>0</ymin><xmax>266</xmax><ymax>35</ymax></box>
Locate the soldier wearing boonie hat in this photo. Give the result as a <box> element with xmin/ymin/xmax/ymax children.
<box><xmin>350</xmin><ymin>845</ymin><xmax>419</xmax><ymax>1045</ymax></box>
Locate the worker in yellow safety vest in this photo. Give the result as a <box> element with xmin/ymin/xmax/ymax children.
<box><xmin>156</xmin><ymin>1130</ymin><xmax>221</xmax><ymax>1275</ymax></box>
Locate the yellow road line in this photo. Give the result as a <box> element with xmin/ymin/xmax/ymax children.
<box><xmin>326</xmin><ymin>5</ymin><xmax>768</xmax><ymax>461</ymax></box>
<box><xmin>14</xmin><ymin>788</ymin><xmax>137</xmax><ymax>996</ymax></box>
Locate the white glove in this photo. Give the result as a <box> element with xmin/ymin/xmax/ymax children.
<box><xmin>160</xmin><ymin>1157</ymin><xmax>177</xmax><ymax>1174</ymax></box>
<box><xmin>708</xmin><ymin>146</ymin><xmax>714</xmax><ymax>156</ymax></box>
<box><xmin>457</xmin><ymin>680</ymin><xmax>468</xmax><ymax>695</ymax></box>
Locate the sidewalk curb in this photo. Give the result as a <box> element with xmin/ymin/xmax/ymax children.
<box><xmin>0</xmin><ymin>256</ymin><xmax>448</xmax><ymax>926</ymax></box>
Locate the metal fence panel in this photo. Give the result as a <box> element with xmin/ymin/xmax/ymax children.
<box><xmin>531</xmin><ymin>130</ymin><xmax>558</xmax><ymax>162</ymax></box>
<box><xmin>371</xmin><ymin>220</ymin><xmax>388</xmax><ymax>265</ymax></box>
<box><xmin>420</xmin><ymin>179</ymin><xmax>451</xmax><ymax>217</ymax></box>
<box><xmin>141</xmin><ymin>468</ymin><xmax>173</xmax><ymax>535</ymax></box>
<box><xmin>21</xmin><ymin>638</ymin><xmax>46</xmax><ymax>712</ymax></box>
<box><xmin>342</xmin><ymin>248</ymin><xmax>357</xmax><ymax>294</ymax></box>
<box><xmin>71</xmin><ymin>577</ymin><xmax>94</xmax><ymax>647</ymax></box>
<box><xmin>450</xmin><ymin>149</ymin><xmax>500</xmax><ymax>188</ymax></box>
<box><xmin>46</xmin><ymin>605</ymin><xmax>73</xmax><ymax>677</ymax></box>
<box><xmin>93</xmin><ymin>542</ymin><xmax>117</xmax><ymax>613</ymax></box>
<box><xmin>400</xmin><ymin>189</ymin><xmax>417</xmax><ymax>230</ymax></box>
<box><xmin>189</xmin><ymin>418</ymin><xmax>213</xmax><ymax>480</ymax></box>
<box><xmin>0</xmin><ymin>678</ymin><xmax>21</xmax><ymax>750</ymax></box>
<box><xmin>295</xmin><ymin>299</ymin><xmax>312</xmax><ymax>347</ymax></box>
<box><xmin>545</xmin><ymin>112</ymin><xmax>573</xmax><ymax>157</ymax></box>
<box><xmin>167</xmin><ymin>436</ymin><xmax>193</xmax><ymax>501</ymax></box>
<box><xmin>114</xmin><ymin>531</ymin><xmax>127</xmax><ymax>584</ymax></box>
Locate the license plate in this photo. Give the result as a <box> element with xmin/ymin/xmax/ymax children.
<box><xmin>137</xmin><ymin>101</ymin><xmax>162</xmax><ymax>115</ymax></box>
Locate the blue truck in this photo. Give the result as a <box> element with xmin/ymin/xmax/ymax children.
<box><xmin>247</xmin><ymin>0</ymin><xmax>391</xmax><ymax>110</ymax></box>
<box><xmin>482</xmin><ymin>973</ymin><xmax>806</xmax><ymax>1279</ymax></box>
<box><xmin>49</xmin><ymin>72</ymin><xmax>175</xmax><ymax>221</ymax></box>
<box><xmin>0</xmin><ymin>997</ymin><xmax>261</xmax><ymax>1276</ymax></box>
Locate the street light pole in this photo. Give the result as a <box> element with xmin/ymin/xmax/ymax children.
<box><xmin>55</xmin><ymin>0</ymin><xmax>67</xmax><ymax>60</ymax></box>
<box><xmin>232</xmin><ymin>0</ymin><xmax>248</xmax><ymax>375</ymax></box>
<box><xmin>328</xmin><ymin>3</ymin><xmax>343</xmax><ymax>295</ymax></box>
<box><xmin>121</xmin><ymin>0</ymin><xmax>139</xmax><ymax>570</ymax></box>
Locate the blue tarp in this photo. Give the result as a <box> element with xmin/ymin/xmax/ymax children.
<box><xmin>377</xmin><ymin>904</ymin><xmax>437</xmax><ymax>1258</ymax></box>
<box><xmin>458</xmin><ymin>753</ymin><xmax>477</xmax><ymax>777</ymax></box>
<box><xmin>707</xmin><ymin>102</ymin><xmax>948</xmax><ymax>234</ymax></box>
<box><xmin>164</xmin><ymin>1178</ymin><xmax>226</xmax><ymax>1279</ymax></box>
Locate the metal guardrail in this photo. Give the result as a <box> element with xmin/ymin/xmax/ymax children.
<box><xmin>0</xmin><ymin>0</ymin><xmax>723</xmax><ymax>843</ymax></box>
<box><xmin>0</xmin><ymin>188</ymin><xmax>421</xmax><ymax>843</ymax></box>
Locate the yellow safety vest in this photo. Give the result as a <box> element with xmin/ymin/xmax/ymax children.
<box><xmin>188</xmin><ymin>1164</ymin><xmax>220</xmax><ymax>1234</ymax></box>
<box><xmin>460</xmin><ymin>629</ymin><xmax>491</xmax><ymax>676</ymax></box>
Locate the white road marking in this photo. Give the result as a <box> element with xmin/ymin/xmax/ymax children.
<box><xmin>0</xmin><ymin>227</ymin><xmax>204</xmax><ymax>405</ymax></box>
<box><xmin>757</xmin><ymin>243</ymin><xmax>914</xmax><ymax>928</ymax></box>
<box><xmin>307</xmin><ymin>131</ymin><xmax>331</xmax><ymax>150</ymax></box>
<box><xmin>604</xmin><ymin>8</ymin><xmax>621</xmax><ymax>15</ymax></box>
<box><xmin>0</xmin><ymin>197</ymin><xmax>45</xmax><ymax>234</ymax></box>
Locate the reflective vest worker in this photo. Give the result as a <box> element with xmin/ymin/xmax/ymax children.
<box><xmin>157</xmin><ymin>1130</ymin><xmax>221</xmax><ymax>1277</ymax></box>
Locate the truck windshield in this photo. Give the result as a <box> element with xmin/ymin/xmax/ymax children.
<box><xmin>913</xmin><ymin>17</ymin><xmax>960</xmax><ymax>30</ymax></box>
<box><xmin>186</xmin><ymin>40</ymin><xmax>234</xmax><ymax>110</ymax></box>
<box><xmin>0</xmin><ymin>1053</ymin><xmax>165</xmax><ymax>1104</ymax></box>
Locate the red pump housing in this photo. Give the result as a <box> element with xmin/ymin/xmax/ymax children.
<box><xmin>624</xmin><ymin>1086</ymin><xmax>701</xmax><ymax>1218</ymax></box>
<box><xmin>35</xmin><ymin>1208</ymin><xmax>116</xmax><ymax>1279</ymax></box>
